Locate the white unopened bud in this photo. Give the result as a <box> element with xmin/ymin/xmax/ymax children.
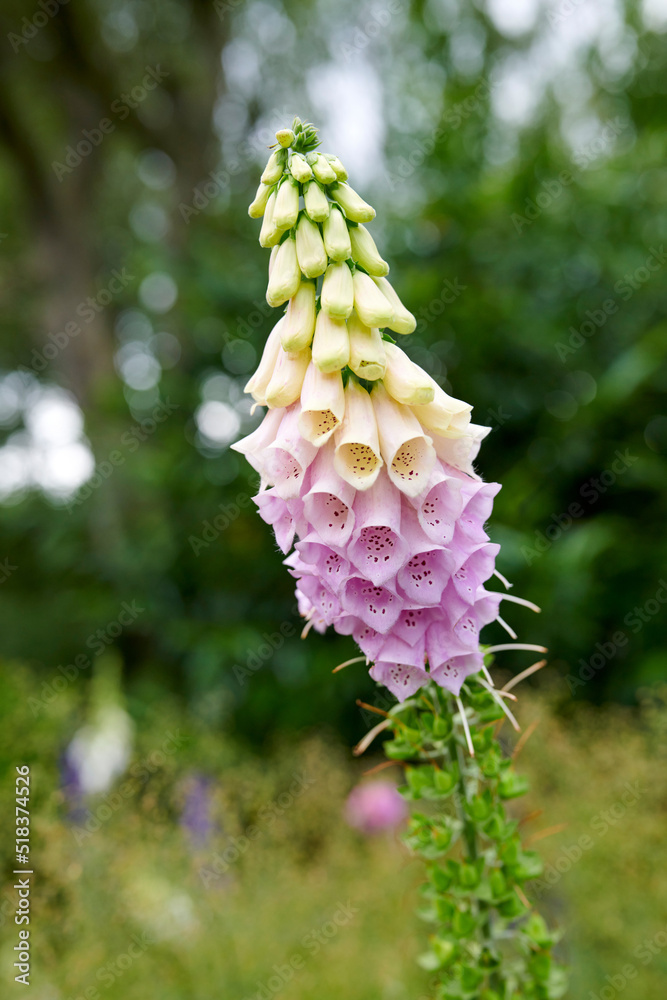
<box><xmin>303</xmin><ymin>181</ymin><xmax>330</xmax><ymax>222</ymax></box>
<box><xmin>382</xmin><ymin>342</ymin><xmax>434</xmax><ymax>405</ymax></box>
<box><xmin>281</xmin><ymin>280</ymin><xmax>317</xmax><ymax>353</ymax></box>
<box><xmin>275</xmin><ymin>128</ymin><xmax>294</xmax><ymax>148</ymax></box>
<box><xmin>324</xmin><ymin>154</ymin><xmax>348</xmax><ymax>181</ymax></box>
<box><xmin>349</xmin><ymin>224</ymin><xmax>389</xmax><ymax>276</ymax></box>
<box><xmin>312</xmin><ymin>310</ymin><xmax>350</xmax><ymax>373</ymax></box>
<box><xmin>295</xmin><ymin>214</ymin><xmax>327</xmax><ymax>279</ymax></box>
<box><xmin>259</xmin><ymin>190</ymin><xmax>282</xmax><ymax>248</ymax></box>
<box><xmin>330</xmin><ymin>182</ymin><xmax>375</xmax><ymax>222</ymax></box>
<box><xmin>352</xmin><ymin>270</ymin><xmax>394</xmax><ymax>328</ymax></box>
<box><xmin>266</xmin><ymin>238</ymin><xmax>301</xmax><ymax>307</ymax></box>
<box><xmin>347</xmin><ymin>311</ymin><xmax>386</xmax><ymax>382</ymax></box>
<box><xmin>334</xmin><ymin>378</ymin><xmax>383</xmax><ymax>491</ymax></box>
<box><xmin>322</xmin><ymin>207</ymin><xmax>352</xmax><ymax>261</ymax></box>
<box><xmin>308</xmin><ymin>152</ymin><xmax>337</xmax><ymax>185</ymax></box>
<box><xmin>248</xmin><ymin>181</ymin><xmax>271</xmax><ymax>219</ymax></box>
<box><xmin>244</xmin><ymin>317</ymin><xmax>285</xmax><ymax>404</ymax></box>
<box><xmin>411</xmin><ymin>377</ymin><xmax>472</xmax><ymax>435</ymax></box>
<box><xmin>371</xmin><ymin>276</ymin><xmax>416</xmax><ymax>334</ymax></box>
<box><xmin>273</xmin><ymin>177</ymin><xmax>299</xmax><ymax>231</ymax></box>
<box><xmin>265</xmin><ymin>345</ymin><xmax>311</xmax><ymax>408</ymax></box>
<box><xmin>290</xmin><ymin>153</ymin><xmax>313</xmax><ymax>183</ymax></box>
<box><xmin>321</xmin><ymin>262</ymin><xmax>354</xmax><ymax>320</ymax></box>
<box><xmin>299</xmin><ymin>364</ymin><xmax>345</xmax><ymax>446</ymax></box>
<box><xmin>261</xmin><ymin>149</ymin><xmax>285</xmax><ymax>185</ymax></box>
<box><xmin>371</xmin><ymin>382</ymin><xmax>436</xmax><ymax>497</ymax></box>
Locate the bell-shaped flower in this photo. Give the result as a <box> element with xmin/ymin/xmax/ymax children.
<box><xmin>369</xmin><ymin>661</ymin><xmax>429</xmax><ymax>700</ymax></box>
<box><xmin>266</xmin><ymin>404</ymin><xmax>317</xmax><ymax>498</ymax></box>
<box><xmin>410</xmin><ymin>464</ymin><xmax>466</xmax><ymax>544</ymax></box>
<box><xmin>281</xmin><ymin>280</ymin><xmax>316</xmax><ymax>353</ymax></box>
<box><xmin>347</xmin><ymin>472</ymin><xmax>406</xmax><ymax>586</ymax></box>
<box><xmin>248</xmin><ymin>181</ymin><xmax>271</xmax><ymax>219</ymax></box>
<box><xmin>450</xmin><ymin>542</ymin><xmax>500</xmax><ymax>603</ymax></box>
<box><xmin>341</xmin><ymin>576</ymin><xmax>402</xmax><ymax>634</ymax></box>
<box><xmin>289</xmin><ymin>152</ymin><xmax>313</xmax><ymax>183</ymax></box>
<box><xmin>395</xmin><ymin>505</ymin><xmax>456</xmax><ymax>606</ymax></box>
<box><xmin>298</xmin><ymin>364</ymin><xmax>345</xmax><ymax>446</ymax></box>
<box><xmin>433</xmin><ymin>423</ymin><xmax>491</xmax><ymax>475</ymax></box>
<box><xmin>266</xmin><ymin>238</ymin><xmax>301</xmax><ymax>308</ymax></box>
<box><xmin>392</xmin><ymin>607</ymin><xmax>434</xmax><ymax>646</ymax></box>
<box><xmin>324</xmin><ymin>154</ymin><xmax>348</xmax><ymax>181</ymax></box>
<box><xmin>261</xmin><ymin>148</ymin><xmax>286</xmax><ymax>185</ymax></box>
<box><xmin>293</xmin><ymin>572</ymin><xmax>341</xmax><ymax>627</ymax></box>
<box><xmin>244</xmin><ymin>317</ymin><xmax>285</xmax><ymax>405</ymax></box>
<box><xmin>352</xmin><ymin>270</ymin><xmax>394</xmax><ymax>329</ymax></box>
<box><xmin>374</xmin><ymin>633</ymin><xmax>427</xmax><ymax>671</ymax></box>
<box><xmin>312</xmin><ymin>309</ymin><xmax>350</xmax><ymax>372</ymax></box>
<box><xmin>303</xmin><ymin>441</ymin><xmax>356</xmax><ymax>547</ymax></box>
<box><xmin>411</xmin><ymin>377</ymin><xmax>472</xmax><ymax>435</ymax></box>
<box><xmin>382</xmin><ymin>342</ymin><xmax>434</xmax><ymax>405</ymax></box>
<box><xmin>330</xmin><ymin>182</ymin><xmax>375</xmax><ymax>222</ymax></box>
<box><xmin>308</xmin><ymin>152</ymin><xmax>337</xmax><ymax>184</ymax></box>
<box><xmin>321</xmin><ymin>261</ymin><xmax>354</xmax><ymax>320</ymax></box>
<box><xmin>253</xmin><ymin>487</ymin><xmax>305</xmax><ymax>554</ymax></box>
<box><xmin>371</xmin><ymin>382</ymin><xmax>436</xmax><ymax>497</ymax></box>
<box><xmin>259</xmin><ymin>190</ymin><xmax>282</xmax><ymax>248</ymax></box>
<box><xmin>454</xmin><ymin>481</ymin><xmax>501</xmax><ymax>546</ymax></box>
<box><xmin>295</xmin><ymin>214</ymin><xmax>327</xmax><ymax>279</ymax></box>
<box><xmin>265</xmin><ymin>345</ymin><xmax>310</xmax><ymax>408</ymax></box>
<box><xmin>273</xmin><ymin>176</ymin><xmax>300</xmax><ymax>231</ymax></box>
<box><xmin>322</xmin><ymin>206</ymin><xmax>352</xmax><ymax>261</ymax></box>
<box><xmin>294</xmin><ymin>534</ymin><xmax>351</xmax><ymax>591</ymax></box>
<box><xmin>371</xmin><ymin>277</ymin><xmax>416</xmax><ymax>335</ymax></box>
<box><xmin>347</xmin><ymin>311</ymin><xmax>386</xmax><ymax>382</ymax></box>
<box><xmin>231</xmin><ymin>407</ymin><xmax>283</xmax><ymax>480</ymax></box>
<box><xmin>303</xmin><ymin>181</ymin><xmax>330</xmax><ymax>222</ymax></box>
<box><xmin>349</xmin><ymin>224</ymin><xmax>389</xmax><ymax>277</ymax></box>
<box><xmin>429</xmin><ymin>652</ymin><xmax>485</xmax><ymax>696</ymax></box>
<box><xmin>334</xmin><ymin>378</ymin><xmax>383</xmax><ymax>491</ymax></box>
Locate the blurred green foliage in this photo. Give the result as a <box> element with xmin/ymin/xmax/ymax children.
<box><xmin>0</xmin><ymin>0</ymin><xmax>665</xmax><ymax>744</ymax></box>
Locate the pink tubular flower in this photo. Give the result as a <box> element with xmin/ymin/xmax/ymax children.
<box><xmin>232</xmin><ymin>120</ymin><xmax>541</xmax><ymax>702</ymax></box>
<box><xmin>344</xmin><ymin>780</ymin><xmax>408</xmax><ymax>834</ymax></box>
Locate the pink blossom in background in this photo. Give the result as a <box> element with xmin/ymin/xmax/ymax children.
<box><xmin>344</xmin><ymin>780</ymin><xmax>408</xmax><ymax>835</ymax></box>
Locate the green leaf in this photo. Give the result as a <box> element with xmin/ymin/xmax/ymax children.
<box><xmin>499</xmin><ymin>770</ymin><xmax>530</xmax><ymax>799</ymax></box>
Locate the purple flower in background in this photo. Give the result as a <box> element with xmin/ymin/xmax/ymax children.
<box><xmin>345</xmin><ymin>780</ymin><xmax>408</xmax><ymax>835</ymax></box>
<box><xmin>180</xmin><ymin>772</ymin><xmax>216</xmax><ymax>847</ymax></box>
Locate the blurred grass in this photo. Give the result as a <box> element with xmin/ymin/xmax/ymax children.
<box><xmin>1</xmin><ymin>664</ymin><xmax>667</xmax><ymax>999</ymax></box>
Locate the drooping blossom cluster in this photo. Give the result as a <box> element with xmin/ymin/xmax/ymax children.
<box><xmin>233</xmin><ymin>120</ymin><xmax>531</xmax><ymax>700</ymax></box>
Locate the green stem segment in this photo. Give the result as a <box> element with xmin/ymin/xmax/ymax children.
<box><xmin>383</xmin><ymin>678</ymin><xmax>568</xmax><ymax>1000</ymax></box>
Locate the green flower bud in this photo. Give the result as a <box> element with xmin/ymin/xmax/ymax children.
<box><xmin>248</xmin><ymin>181</ymin><xmax>271</xmax><ymax>219</ymax></box>
<box><xmin>273</xmin><ymin>177</ymin><xmax>300</xmax><ymax>231</ymax></box>
<box><xmin>371</xmin><ymin>277</ymin><xmax>417</xmax><ymax>334</ymax></box>
<box><xmin>295</xmin><ymin>214</ymin><xmax>327</xmax><ymax>279</ymax></box>
<box><xmin>266</xmin><ymin>237</ymin><xmax>301</xmax><ymax>307</ymax></box>
<box><xmin>308</xmin><ymin>152</ymin><xmax>337</xmax><ymax>185</ymax></box>
<box><xmin>275</xmin><ymin>128</ymin><xmax>295</xmax><ymax>148</ymax></box>
<box><xmin>324</xmin><ymin>154</ymin><xmax>348</xmax><ymax>181</ymax></box>
<box><xmin>259</xmin><ymin>190</ymin><xmax>282</xmax><ymax>248</ymax></box>
<box><xmin>303</xmin><ymin>181</ymin><xmax>330</xmax><ymax>222</ymax></box>
<box><xmin>347</xmin><ymin>311</ymin><xmax>387</xmax><ymax>382</ymax></box>
<box><xmin>261</xmin><ymin>148</ymin><xmax>286</xmax><ymax>185</ymax></box>
<box><xmin>312</xmin><ymin>310</ymin><xmax>350</xmax><ymax>373</ymax></box>
<box><xmin>281</xmin><ymin>280</ymin><xmax>317</xmax><ymax>352</ymax></box>
<box><xmin>289</xmin><ymin>153</ymin><xmax>313</xmax><ymax>183</ymax></box>
<box><xmin>321</xmin><ymin>261</ymin><xmax>354</xmax><ymax>320</ymax></box>
<box><xmin>330</xmin><ymin>182</ymin><xmax>375</xmax><ymax>222</ymax></box>
<box><xmin>322</xmin><ymin>206</ymin><xmax>352</xmax><ymax>262</ymax></box>
<box><xmin>352</xmin><ymin>270</ymin><xmax>394</xmax><ymax>328</ymax></box>
<box><xmin>349</xmin><ymin>224</ymin><xmax>389</xmax><ymax>276</ymax></box>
